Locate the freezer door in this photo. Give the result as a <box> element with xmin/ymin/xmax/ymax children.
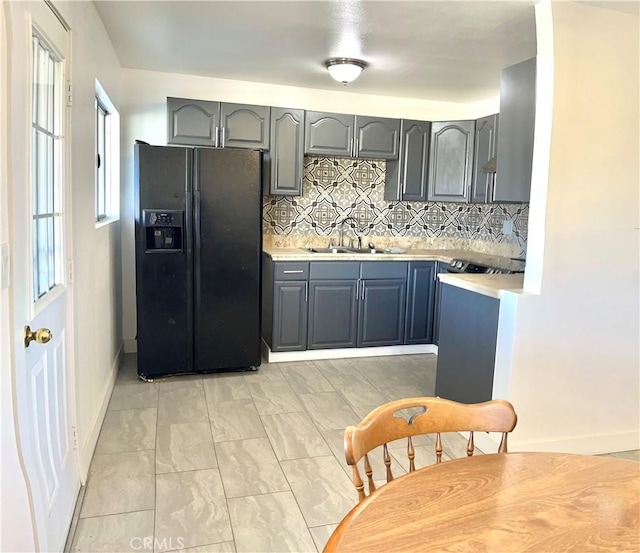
<box><xmin>134</xmin><ymin>144</ymin><xmax>194</xmax><ymax>378</ymax></box>
<box><xmin>194</xmin><ymin>148</ymin><xmax>262</xmax><ymax>371</ymax></box>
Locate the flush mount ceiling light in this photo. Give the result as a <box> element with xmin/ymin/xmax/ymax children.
<box><xmin>325</xmin><ymin>58</ymin><xmax>368</xmax><ymax>84</ymax></box>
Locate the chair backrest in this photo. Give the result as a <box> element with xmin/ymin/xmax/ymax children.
<box><xmin>344</xmin><ymin>397</ymin><xmax>517</xmax><ymax>502</ymax></box>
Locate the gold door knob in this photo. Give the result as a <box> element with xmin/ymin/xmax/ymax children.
<box><xmin>24</xmin><ymin>325</ymin><xmax>53</xmax><ymax>348</ymax></box>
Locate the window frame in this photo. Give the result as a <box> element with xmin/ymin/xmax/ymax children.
<box><xmin>95</xmin><ymin>95</ymin><xmax>109</xmax><ymax>222</ymax></box>
<box><xmin>94</xmin><ymin>79</ymin><xmax>119</xmax><ymax>227</ymax></box>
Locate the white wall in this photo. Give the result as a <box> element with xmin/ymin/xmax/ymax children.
<box><xmin>500</xmin><ymin>1</ymin><xmax>639</xmax><ymax>453</ymax></box>
<box><xmin>60</xmin><ymin>0</ymin><xmax>123</xmax><ymax>477</ymax></box>
<box><xmin>119</xmin><ymin>69</ymin><xmax>499</xmax><ymax>347</ymax></box>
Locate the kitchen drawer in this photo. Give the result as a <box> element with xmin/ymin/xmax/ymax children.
<box><xmin>360</xmin><ymin>261</ymin><xmax>408</xmax><ymax>279</ymax></box>
<box><xmin>310</xmin><ymin>262</ymin><xmax>360</xmax><ymax>280</ymax></box>
<box><xmin>274</xmin><ymin>262</ymin><xmax>309</xmax><ymax>280</ymax></box>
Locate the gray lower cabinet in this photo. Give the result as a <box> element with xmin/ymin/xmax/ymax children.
<box><xmin>432</xmin><ymin>262</ymin><xmax>449</xmax><ymax>346</ymax></box>
<box><xmin>262</xmin><ymin>258</ymin><xmax>310</xmax><ymax>352</ymax></box>
<box><xmin>471</xmin><ymin>114</ymin><xmax>499</xmax><ymax>203</ymax></box>
<box><xmin>435</xmin><ymin>284</ymin><xmax>499</xmax><ymax>404</ymax></box>
<box><xmin>404</xmin><ymin>262</ymin><xmax>436</xmax><ymax>344</ymax></box>
<box><xmin>268</xmin><ymin>107</ymin><xmax>304</xmax><ymax>195</ymax></box>
<box><xmin>495</xmin><ymin>57</ymin><xmax>536</xmax><ymax>203</ymax></box>
<box><xmin>305</xmin><ymin>111</ymin><xmax>400</xmax><ymax>160</ymax></box>
<box><xmin>272</xmin><ymin>281</ymin><xmax>308</xmax><ymax>351</ymax></box>
<box><xmin>307</xmin><ymin>280</ymin><xmax>359</xmax><ymax>349</ymax></box>
<box><xmin>427</xmin><ymin>120</ymin><xmax>476</xmax><ymax>202</ymax></box>
<box><xmin>167</xmin><ymin>97</ymin><xmax>270</xmax><ymax>149</ymax></box>
<box><xmin>385</xmin><ymin>119</ymin><xmax>431</xmax><ymax>201</ymax></box>
<box><xmin>358</xmin><ymin>279</ymin><xmax>406</xmax><ymax>347</ymax></box>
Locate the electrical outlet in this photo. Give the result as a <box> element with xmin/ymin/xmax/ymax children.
<box><xmin>1</xmin><ymin>244</ymin><xmax>9</xmax><ymax>290</ymax></box>
<box><xmin>502</xmin><ymin>220</ymin><xmax>514</xmax><ymax>235</ymax></box>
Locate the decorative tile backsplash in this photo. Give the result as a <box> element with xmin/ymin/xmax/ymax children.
<box><xmin>263</xmin><ymin>156</ymin><xmax>528</xmax><ymax>258</ymax></box>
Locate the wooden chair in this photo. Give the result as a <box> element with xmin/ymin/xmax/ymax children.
<box><xmin>344</xmin><ymin>397</ymin><xmax>517</xmax><ymax>502</ymax></box>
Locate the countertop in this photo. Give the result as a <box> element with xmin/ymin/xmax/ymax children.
<box><xmin>438</xmin><ymin>272</ymin><xmax>525</xmax><ymax>299</ymax></box>
<box><xmin>263</xmin><ymin>246</ymin><xmax>525</xmax><ymax>299</ymax></box>
<box><xmin>263</xmin><ymin>246</ymin><xmax>525</xmax><ymax>272</ymax></box>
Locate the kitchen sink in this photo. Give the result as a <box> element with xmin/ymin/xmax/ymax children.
<box><xmin>307</xmin><ymin>247</ymin><xmax>388</xmax><ymax>254</ymax></box>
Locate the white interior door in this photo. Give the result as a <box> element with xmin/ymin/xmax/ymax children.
<box><xmin>8</xmin><ymin>2</ymin><xmax>80</xmax><ymax>551</ymax></box>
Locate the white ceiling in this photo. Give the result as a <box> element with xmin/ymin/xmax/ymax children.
<box><xmin>94</xmin><ymin>1</ymin><xmax>540</xmax><ymax>103</ymax></box>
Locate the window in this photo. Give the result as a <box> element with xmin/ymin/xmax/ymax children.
<box><xmin>95</xmin><ymin>97</ymin><xmax>109</xmax><ymax>221</ymax></box>
<box><xmin>94</xmin><ymin>80</ymin><xmax>119</xmax><ymax>225</ymax></box>
<box><xmin>31</xmin><ymin>34</ymin><xmax>64</xmax><ymax>300</ymax></box>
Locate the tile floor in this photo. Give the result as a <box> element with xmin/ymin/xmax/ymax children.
<box><xmin>68</xmin><ymin>353</ymin><xmax>640</xmax><ymax>553</ymax></box>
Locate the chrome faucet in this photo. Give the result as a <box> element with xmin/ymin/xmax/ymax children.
<box><xmin>338</xmin><ymin>216</ymin><xmax>359</xmax><ymax>247</ymax></box>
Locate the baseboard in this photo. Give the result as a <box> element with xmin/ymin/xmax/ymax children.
<box><xmin>78</xmin><ymin>345</ymin><xmax>121</xmax><ymax>481</ymax></box>
<box><xmin>263</xmin><ymin>342</ymin><xmax>438</xmax><ymax>363</ymax></box>
<box><xmin>123</xmin><ymin>339</ymin><xmax>137</xmax><ymax>353</ymax></box>
<box><xmin>508</xmin><ymin>429</ymin><xmax>640</xmax><ymax>455</ymax></box>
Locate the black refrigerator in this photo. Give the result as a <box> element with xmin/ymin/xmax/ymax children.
<box><xmin>134</xmin><ymin>144</ymin><xmax>262</xmax><ymax>380</ymax></box>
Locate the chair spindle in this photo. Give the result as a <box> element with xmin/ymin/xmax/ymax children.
<box><xmin>352</xmin><ymin>465</ymin><xmax>366</xmax><ymax>502</ymax></box>
<box><xmin>407</xmin><ymin>436</ymin><xmax>416</xmax><ymax>472</ymax></box>
<box><xmin>364</xmin><ymin>454</ymin><xmax>376</xmax><ymax>494</ymax></box>
<box><xmin>436</xmin><ymin>432</ymin><xmax>443</xmax><ymax>464</ymax></box>
<box><xmin>467</xmin><ymin>431</ymin><xmax>475</xmax><ymax>457</ymax></box>
<box><xmin>383</xmin><ymin>443</ymin><xmax>394</xmax><ymax>482</ymax></box>
<box><xmin>498</xmin><ymin>432</ymin><xmax>508</xmax><ymax>453</ymax></box>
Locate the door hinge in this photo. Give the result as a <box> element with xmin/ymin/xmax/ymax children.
<box><xmin>72</xmin><ymin>427</ymin><xmax>78</xmax><ymax>449</ymax></box>
<box><xmin>67</xmin><ymin>260</ymin><xmax>74</xmax><ymax>284</ymax></box>
<box><xmin>66</xmin><ymin>81</ymin><xmax>73</xmax><ymax>107</ymax></box>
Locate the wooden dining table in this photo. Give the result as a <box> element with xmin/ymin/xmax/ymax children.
<box><xmin>324</xmin><ymin>452</ymin><xmax>640</xmax><ymax>552</ymax></box>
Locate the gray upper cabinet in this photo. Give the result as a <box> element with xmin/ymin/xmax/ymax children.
<box><xmin>355</xmin><ymin>116</ymin><xmax>400</xmax><ymax>160</ymax></box>
<box><xmin>471</xmin><ymin>114</ymin><xmax>499</xmax><ymax>203</ymax></box>
<box><xmin>305</xmin><ymin>111</ymin><xmax>400</xmax><ymax>159</ymax></box>
<box><xmin>304</xmin><ymin>111</ymin><xmax>354</xmax><ymax>156</ymax></box>
<box><xmin>167</xmin><ymin>97</ymin><xmax>219</xmax><ymax>147</ymax></box>
<box><xmin>385</xmin><ymin>119</ymin><xmax>431</xmax><ymax>201</ymax></box>
<box><xmin>167</xmin><ymin>97</ymin><xmax>270</xmax><ymax>149</ymax></box>
<box><xmin>220</xmin><ymin>103</ymin><xmax>270</xmax><ymax>150</ymax></box>
<box><xmin>427</xmin><ymin>120</ymin><xmax>476</xmax><ymax>202</ymax></box>
<box><xmin>495</xmin><ymin>57</ymin><xmax>536</xmax><ymax>203</ymax></box>
<box><xmin>268</xmin><ymin>108</ymin><xmax>304</xmax><ymax>195</ymax></box>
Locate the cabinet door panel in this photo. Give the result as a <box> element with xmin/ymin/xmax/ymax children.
<box><xmin>405</xmin><ymin>262</ymin><xmax>436</xmax><ymax>344</ymax></box>
<box><xmin>401</xmin><ymin>120</ymin><xmax>431</xmax><ymax>201</ymax></box>
<box><xmin>272</xmin><ymin>281</ymin><xmax>308</xmax><ymax>351</ymax></box>
<box><xmin>495</xmin><ymin>57</ymin><xmax>536</xmax><ymax>203</ymax></box>
<box><xmin>355</xmin><ymin>116</ymin><xmax>400</xmax><ymax>159</ymax></box>
<box><xmin>220</xmin><ymin>103</ymin><xmax>270</xmax><ymax>149</ymax></box>
<box><xmin>427</xmin><ymin>120</ymin><xmax>475</xmax><ymax>202</ymax></box>
<box><xmin>471</xmin><ymin>114</ymin><xmax>499</xmax><ymax>203</ymax></box>
<box><xmin>167</xmin><ymin>97</ymin><xmax>219</xmax><ymax>146</ymax></box>
<box><xmin>269</xmin><ymin>108</ymin><xmax>304</xmax><ymax>195</ymax></box>
<box><xmin>307</xmin><ymin>280</ymin><xmax>358</xmax><ymax>349</ymax></box>
<box><xmin>304</xmin><ymin>111</ymin><xmax>354</xmax><ymax>156</ymax></box>
<box><xmin>358</xmin><ymin>279</ymin><xmax>406</xmax><ymax>347</ymax></box>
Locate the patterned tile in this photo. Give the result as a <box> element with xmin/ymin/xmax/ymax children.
<box><xmin>262</xmin><ymin>155</ymin><xmax>528</xmax><ymax>255</ymax></box>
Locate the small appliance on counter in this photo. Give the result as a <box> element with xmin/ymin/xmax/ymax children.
<box><xmin>134</xmin><ymin>144</ymin><xmax>262</xmax><ymax>380</ymax></box>
<box><xmin>445</xmin><ymin>258</ymin><xmax>525</xmax><ymax>274</ymax></box>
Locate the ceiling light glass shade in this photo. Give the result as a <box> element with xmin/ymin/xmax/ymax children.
<box><xmin>325</xmin><ymin>58</ymin><xmax>368</xmax><ymax>84</ymax></box>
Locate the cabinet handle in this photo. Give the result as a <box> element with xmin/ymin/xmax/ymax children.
<box><xmin>283</xmin><ymin>270</ymin><xmax>304</xmax><ymax>274</ymax></box>
<box><xmin>361</xmin><ymin>281</ymin><xmax>366</xmax><ymax>300</ymax></box>
<box><xmin>214</xmin><ymin>126</ymin><xmax>219</xmax><ymax>147</ymax></box>
<box><xmin>491</xmin><ymin>177</ymin><xmax>497</xmax><ymax>202</ymax></box>
<box><xmin>221</xmin><ymin>126</ymin><xmax>226</xmax><ymax>146</ymax></box>
<box><xmin>354</xmin><ymin>137</ymin><xmax>359</xmax><ymax>156</ymax></box>
<box><xmin>402</xmin><ymin>180</ymin><xmax>407</xmax><ymax>195</ymax></box>
<box><xmin>304</xmin><ymin>282</ymin><xmax>308</xmax><ymax>302</ymax></box>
